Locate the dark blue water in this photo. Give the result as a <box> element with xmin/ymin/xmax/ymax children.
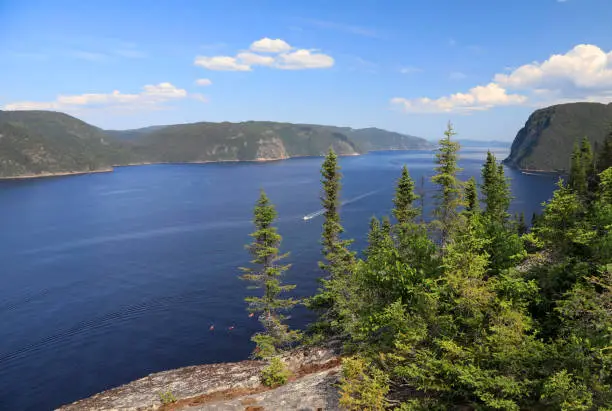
<box><xmin>0</xmin><ymin>149</ymin><xmax>558</xmax><ymax>410</ymax></box>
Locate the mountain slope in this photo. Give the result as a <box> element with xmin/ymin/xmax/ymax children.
<box><xmin>504</xmin><ymin>102</ymin><xmax>612</xmax><ymax>172</ymax></box>
<box><xmin>0</xmin><ymin>110</ymin><xmax>129</xmax><ymax>178</ymax></box>
<box><xmin>343</xmin><ymin>127</ymin><xmax>432</xmax><ymax>151</ymax></box>
<box><xmin>121</xmin><ymin>121</ymin><xmax>431</xmax><ymax>163</ymax></box>
<box><xmin>0</xmin><ymin>111</ymin><xmax>431</xmax><ymax>178</ymax></box>
<box><xmin>127</xmin><ymin>121</ymin><xmax>361</xmax><ymax>162</ymax></box>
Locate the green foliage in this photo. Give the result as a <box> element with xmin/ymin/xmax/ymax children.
<box><xmin>339</xmin><ymin>356</ymin><xmax>389</xmax><ymax>411</ymax></box>
<box><xmin>393</xmin><ymin>165</ymin><xmax>420</xmax><ymax>225</ymax></box>
<box><xmin>303</xmin><ymin>123</ymin><xmax>612</xmax><ymax>409</ymax></box>
<box><xmin>541</xmin><ymin>370</ymin><xmax>594</xmax><ymax>411</ymax></box>
<box><xmin>260</xmin><ymin>356</ymin><xmax>291</xmax><ymax>387</ymax></box>
<box><xmin>240</xmin><ymin>190</ymin><xmax>299</xmax><ymax>358</ymax></box>
<box><xmin>464</xmin><ymin>176</ymin><xmax>479</xmax><ymax>214</ymax></box>
<box><xmin>597</xmin><ymin>128</ymin><xmax>612</xmax><ymax>173</ymax></box>
<box><xmin>309</xmin><ymin>148</ymin><xmax>358</xmax><ymax>336</ymax></box>
<box><xmin>158</xmin><ymin>390</ymin><xmax>177</xmax><ymax>405</ymax></box>
<box><xmin>431</xmin><ymin>122</ymin><xmax>464</xmax><ymax>248</ymax></box>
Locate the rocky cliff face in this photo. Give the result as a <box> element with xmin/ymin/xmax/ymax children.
<box><xmin>504</xmin><ymin>102</ymin><xmax>612</xmax><ymax>172</ymax></box>
<box><xmin>57</xmin><ymin>346</ymin><xmax>340</xmax><ymax>411</ymax></box>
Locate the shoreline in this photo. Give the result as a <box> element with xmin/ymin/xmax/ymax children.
<box><xmin>0</xmin><ymin>148</ymin><xmax>432</xmax><ymax>180</ymax></box>
<box><xmin>0</xmin><ymin>168</ymin><xmax>114</xmax><ymax>181</ymax></box>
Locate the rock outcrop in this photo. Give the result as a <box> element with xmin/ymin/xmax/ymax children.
<box><xmin>57</xmin><ymin>346</ymin><xmax>340</xmax><ymax>411</ymax></box>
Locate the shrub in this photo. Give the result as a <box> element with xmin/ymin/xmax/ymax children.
<box><xmin>158</xmin><ymin>390</ymin><xmax>177</xmax><ymax>405</ymax></box>
<box><xmin>339</xmin><ymin>356</ymin><xmax>389</xmax><ymax>411</ymax></box>
<box><xmin>260</xmin><ymin>356</ymin><xmax>291</xmax><ymax>387</ymax></box>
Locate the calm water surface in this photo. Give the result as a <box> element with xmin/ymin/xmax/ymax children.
<box><xmin>0</xmin><ymin>149</ymin><xmax>558</xmax><ymax>410</ymax></box>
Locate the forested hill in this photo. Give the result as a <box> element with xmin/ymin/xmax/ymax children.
<box><xmin>504</xmin><ymin>102</ymin><xmax>612</xmax><ymax>172</ymax></box>
<box><xmin>0</xmin><ymin>111</ymin><xmax>431</xmax><ymax>178</ymax></box>
<box><xmin>0</xmin><ymin>110</ymin><xmax>130</xmax><ymax>178</ymax></box>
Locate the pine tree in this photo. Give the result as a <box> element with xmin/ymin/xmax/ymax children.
<box><xmin>240</xmin><ymin>190</ymin><xmax>298</xmax><ymax>358</ymax></box>
<box><xmin>393</xmin><ymin>165</ymin><xmax>419</xmax><ymax>225</ymax></box>
<box><xmin>465</xmin><ymin>177</ymin><xmax>479</xmax><ymax>214</ymax></box>
<box><xmin>431</xmin><ymin>122</ymin><xmax>463</xmax><ymax>248</ymax></box>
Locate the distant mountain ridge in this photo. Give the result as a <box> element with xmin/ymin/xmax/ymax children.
<box><xmin>0</xmin><ymin>111</ymin><xmax>431</xmax><ymax>178</ymax></box>
<box><xmin>504</xmin><ymin>102</ymin><xmax>612</xmax><ymax>172</ymax></box>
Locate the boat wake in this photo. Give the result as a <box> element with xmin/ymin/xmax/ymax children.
<box><xmin>303</xmin><ymin>190</ymin><xmax>379</xmax><ymax>221</ymax></box>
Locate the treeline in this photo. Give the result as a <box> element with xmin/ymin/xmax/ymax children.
<box><xmin>239</xmin><ymin>123</ymin><xmax>612</xmax><ymax>410</ymax></box>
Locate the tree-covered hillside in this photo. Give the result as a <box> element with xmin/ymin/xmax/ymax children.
<box><xmin>504</xmin><ymin>102</ymin><xmax>612</xmax><ymax>172</ymax></box>
<box><xmin>0</xmin><ymin>111</ymin><xmax>431</xmax><ymax>178</ymax></box>
<box><xmin>0</xmin><ymin>110</ymin><xmax>130</xmax><ymax>178</ymax></box>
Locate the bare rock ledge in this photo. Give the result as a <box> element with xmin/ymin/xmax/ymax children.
<box><xmin>57</xmin><ymin>346</ymin><xmax>340</xmax><ymax>411</ymax></box>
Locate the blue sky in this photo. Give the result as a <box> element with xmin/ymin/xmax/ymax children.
<box><xmin>1</xmin><ymin>0</ymin><xmax>612</xmax><ymax>140</ymax></box>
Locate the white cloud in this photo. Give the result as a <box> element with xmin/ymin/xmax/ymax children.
<box><xmin>194</xmin><ymin>38</ymin><xmax>334</xmax><ymax>71</ymax></box>
<box><xmin>236</xmin><ymin>52</ymin><xmax>275</xmax><ymax>66</ymax></box>
<box><xmin>249</xmin><ymin>38</ymin><xmax>292</xmax><ymax>53</ymax></box>
<box><xmin>275</xmin><ymin>49</ymin><xmax>334</xmax><ymax>70</ymax></box>
<box><xmin>494</xmin><ymin>44</ymin><xmax>612</xmax><ymax>95</ymax></box>
<box><xmin>194</xmin><ymin>56</ymin><xmax>251</xmax><ymax>71</ymax></box>
<box><xmin>392</xmin><ymin>44</ymin><xmax>612</xmax><ymax>113</ymax></box>
<box><xmin>391</xmin><ymin>83</ymin><xmax>526</xmax><ymax>113</ymax></box>
<box><xmin>4</xmin><ymin>82</ymin><xmax>203</xmax><ymax>112</ymax></box>
<box><xmin>195</xmin><ymin>78</ymin><xmax>212</xmax><ymax>86</ymax></box>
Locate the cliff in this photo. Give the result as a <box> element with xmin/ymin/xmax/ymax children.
<box><xmin>503</xmin><ymin>102</ymin><xmax>612</xmax><ymax>172</ymax></box>
<box><xmin>57</xmin><ymin>346</ymin><xmax>340</xmax><ymax>411</ymax></box>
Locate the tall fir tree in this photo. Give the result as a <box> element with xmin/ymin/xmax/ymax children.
<box><xmin>240</xmin><ymin>190</ymin><xmax>299</xmax><ymax>358</ymax></box>
<box><xmin>569</xmin><ymin>141</ymin><xmax>587</xmax><ymax>195</ymax></box>
<box><xmin>465</xmin><ymin>176</ymin><xmax>479</xmax><ymax>214</ymax></box>
<box><xmin>480</xmin><ymin>151</ymin><xmax>511</xmax><ymax>223</ymax></box>
<box><xmin>431</xmin><ymin>122</ymin><xmax>463</xmax><ymax>248</ymax></box>
<box><xmin>310</xmin><ymin>148</ymin><xmax>357</xmax><ymax>334</ymax></box>
<box><xmin>392</xmin><ymin>165</ymin><xmax>419</xmax><ymax>225</ymax></box>
<box><xmin>597</xmin><ymin>127</ymin><xmax>612</xmax><ymax>172</ymax></box>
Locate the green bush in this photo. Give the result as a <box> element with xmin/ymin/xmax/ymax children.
<box><xmin>260</xmin><ymin>356</ymin><xmax>291</xmax><ymax>387</ymax></box>
<box><xmin>339</xmin><ymin>356</ymin><xmax>389</xmax><ymax>411</ymax></box>
<box><xmin>158</xmin><ymin>390</ymin><xmax>177</xmax><ymax>405</ymax></box>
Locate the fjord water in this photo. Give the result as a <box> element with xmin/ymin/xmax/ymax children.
<box><xmin>0</xmin><ymin>149</ymin><xmax>557</xmax><ymax>410</ymax></box>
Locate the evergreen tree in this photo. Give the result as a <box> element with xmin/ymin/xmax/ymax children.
<box><xmin>365</xmin><ymin>216</ymin><xmax>383</xmax><ymax>258</ymax></box>
<box><xmin>310</xmin><ymin>148</ymin><xmax>357</xmax><ymax>333</ymax></box>
<box><xmin>516</xmin><ymin>212</ymin><xmax>527</xmax><ymax>235</ymax></box>
<box><xmin>480</xmin><ymin>151</ymin><xmax>511</xmax><ymax>222</ymax></box>
<box><xmin>392</xmin><ymin>165</ymin><xmax>419</xmax><ymax>225</ymax></box>
<box><xmin>431</xmin><ymin>122</ymin><xmax>463</xmax><ymax>248</ymax></box>
<box><xmin>464</xmin><ymin>176</ymin><xmax>479</xmax><ymax>214</ymax></box>
<box><xmin>580</xmin><ymin>137</ymin><xmax>596</xmax><ymax>180</ymax></box>
<box><xmin>381</xmin><ymin>215</ymin><xmax>392</xmax><ymax>235</ymax></box>
<box><xmin>569</xmin><ymin>141</ymin><xmax>587</xmax><ymax>195</ymax></box>
<box><xmin>240</xmin><ymin>190</ymin><xmax>298</xmax><ymax>358</ymax></box>
<box><xmin>597</xmin><ymin>127</ymin><xmax>612</xmax><ymax>172</ymax></box>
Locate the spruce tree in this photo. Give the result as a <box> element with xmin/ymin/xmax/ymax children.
<box><xmin>597</xmin><ymin>128</ymin><xmax>612</xmax><ymax>172</ymax></box>
<box><xmin>569</xmin><ymin>141</ymin><xmax>587</xmax><ymax>195</ymax></box>
<box><xmin>393</xmin><ymin>165</ymin><xmax>419</xmax><ymax>225</ymax></box>
<box><xmin>581</xmin><ymin>137</ymin><xmax>596</xmax><ymax>180</ymax></box>
<box><xmin>431</xmin><ymin>122</ymin><xmax>463</xmax><ymax>248</ymax></box>
<box><xmin>240</xmin><ymin>190</ymin><xmax>298</xmax><ymax>358</ymax></box>
<box><xmin>480</xmin><ymin>151</ymin><xmax>511</xmax><ymax>222</ymax></box>
<box><xmin>310</xmin><ymin>148</ymin><xmax>356</xmax><ymax>333</ymax></box>
<box><xmin>465</xmin><ymin>177</ymin><xmax>479</xmax><ymax>214</ymax></box>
